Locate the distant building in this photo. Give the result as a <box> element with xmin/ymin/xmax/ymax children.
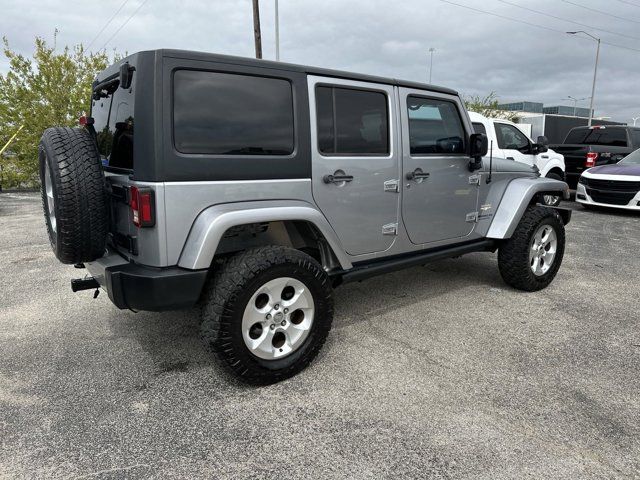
<box><xmin>543</xmin><ymin>105</ymin><xmax>592</xmax><ymax>118</ymax></box>
<box><xmin>498</xmin><ymin>100</ymin><xmax>593</xmax><ymax>118</ymax></box>
<box><xmin>497</xmin><ymin>101</ymin><xmax>544</xmax><ymax>114</ymax></box>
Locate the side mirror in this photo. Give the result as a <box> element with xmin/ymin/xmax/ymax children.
<box><xmin>119</xmin><ymin>62</ymin><xmax>135</xmax><ymax>90</ymax></box>
<box><xmin>533</xmin><ymin>135</ymin><xmax>549</xmax><ymax>154</ymax></box>
<box><xmin>537</xmin><ymin>135</ymin><xmax>549</xmax><ymax>146</ymax></box>
<box><xmin>469</xmin><ymin>133</ymin><xmax>488</xmax><ymax>171</ymax></box>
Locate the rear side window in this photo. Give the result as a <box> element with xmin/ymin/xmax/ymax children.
<box><xmin>407</xmin><ymin>96</ymin><xmax>465</xmax><ymax>155</ymax></box>
<box><xmin>173</xmin><ymin>70</ymin><xmax>294</xmax><ymax>155</ymax></box>
<box><xmin>630</xmin><ymin>129</ymin><xmax>640</xmax><ymax>147</ymax></box>
<box><xmin>315</xmin><ymin>86</ymin><xmax>389</xmax><ymax>155</ymax></box>
<box><xmin>472</xmin><ymin>122</ymin><xmax>487</xmax><ymax>135</ymax></box>
<box><xmin>564</xmin><ymin>127</ymin><xmax>628</xmax><ymax>147</ymax></box>
<box><xmin>494</xmin><ymin>123</ymin><xmax>529</xmax><ymax>150</ymax></box>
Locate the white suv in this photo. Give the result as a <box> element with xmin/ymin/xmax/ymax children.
<box><xmin>469</xmin><ymin>112</ymin><xmax>565</xmax><ymax>204</ymax></box>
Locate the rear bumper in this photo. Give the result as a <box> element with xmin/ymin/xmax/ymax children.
<box><xmin>85</xmin><ymin>250</ymin><xmax>208</xmax><ymax>311</ymax></box>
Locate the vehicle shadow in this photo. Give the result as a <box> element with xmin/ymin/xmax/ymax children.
<box><xmin>105</xmin><ymin>252</ymin><xmax>505</xmax><ymax>385</ymax></box>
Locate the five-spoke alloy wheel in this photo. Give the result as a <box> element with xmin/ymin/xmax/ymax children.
<box><xmin>201</xmin><ymin>246</ymin><xmax>333</xmax><ymax>384</ymax></box>
<box><xmin>243</xmin><ymin>277</ymin><xmax>315</xmax><ymax>360</ymax></box>
<box><xmin>498</xmin><ymin>206</ymin><xmax>566</xmax><ymax>291</ymax></box>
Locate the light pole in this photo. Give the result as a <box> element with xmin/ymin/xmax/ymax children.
<box><xmin>632</xmin><ymin>116</ymin><xmax>640</xmax><ymax>126</ymax></box>
<box><xmin>428</xmin><ymin>48</ymin><xmax>435</xmax><ymax>84</ymax></box>
<box><xmin>567</xmin><ymin>31</ymin><xmax>600</xmax><ymax>126</ymax></box>
<box><xmin>565</xmin><ymin>96</ymin><xmax>588</xmax><ymax>117</ymax></box>
<box><xmin>275</xmin><ymin>0</ymin><xmax>280</xmax><ymax>61</ymax></box>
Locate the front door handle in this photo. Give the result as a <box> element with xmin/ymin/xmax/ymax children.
<box><xmin>506</xmin><ymin>156</ymin><xmax>515</xmax><ymax>160</ymax></box>
<box><xmin>406</xmin><ymin>168</ymin><xmax>430</xmax><ymax>181</ymax></box>
<box><xmin>323</xmin><ymin>172</ymin><xmax>354</xmax><ymax>184</ymax></box>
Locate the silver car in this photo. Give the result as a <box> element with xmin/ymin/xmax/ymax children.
<box><xmin>38</xmin><ymin>50</ymin><xmax>570</xmax><ymax>383</ymax></box>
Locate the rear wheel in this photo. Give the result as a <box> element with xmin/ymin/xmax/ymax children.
<box><xmin>201</xmin><ymin>246</ymin><xmax>334</xmax><ymax>384</ymax></box>
<box><xmin>542</xmin><ymin>172</ymin><xmax>563</xmax><ymax>206</ymax></box>
<box><xmin>498</xmin><ymin>206</ymin><xmax>565</xmax><ymax>291</ymax></box>
<box><xmin>39</xmin><ymin>127</ymin><xmax>108</xmax><ymax>264</ymax></box>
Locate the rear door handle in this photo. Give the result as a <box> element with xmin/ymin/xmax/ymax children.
<box><xmin>406</xmin><ymin>168</ymin><xmax>430</xmax><ymax>181</ymax></box>
<box><xmin>506</xmin><ymin>156</ymin><xmax>515</xmax><ymax>160</ymax></box>
<box><xmin>323</xmin><ymin>173</ymin><xmax>354</xmax><ymax>184</ymax></box>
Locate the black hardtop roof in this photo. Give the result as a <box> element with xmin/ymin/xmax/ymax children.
<box><xmin>134</xmin><ymin>49</ymin><xmax>459</xmax><ymax>96</ymax></box>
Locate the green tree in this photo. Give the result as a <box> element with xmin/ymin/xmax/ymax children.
<box><xmin>463</xmin><ymin>92</ymin><xmax>517</xmax><ymax>122</ymax></box>
<box><xmin>0</xmin><ymin>36</ymin><xmax>117</xmax><ymax>188</ymax></box>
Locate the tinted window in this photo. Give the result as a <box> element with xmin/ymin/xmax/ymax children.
<box><xmin>620</xmin><ymin>148</ymin><xmax>640</xmax><ymax>165</ymax></box>
<box><xmin>315</xmin><ymin>86</ymin><xmax>389</xmax><ymax>155</ymax></box>
<box><xmin>472</xmin><ymin>122</ymin><xmax>487</xmax><ymax>135</ymax></box>
<box><xmin>630</xmin><ymin>129</ymin><xmax>640</xmax><ymax>147</ymax></box>
<box><xmin>564</xmin><ymin>127</ymin><xmax>628</xmax><ymax>147</ymax></box>
<box><xmin>495</xmin><ymin>123</ymin><xmax>529</xmax><ymax>150</ymax></box>
<box><xmin>173</xmin><ymin>70</ymin><xmax>294</xmax><ymax>155</ymax></box>
<box><xmin>91</xmin><ymin>81</ymin><xmax>135</xmax><ymax>170</ymax></box>
<box><xmin>407</xmin><ymin>97</ymin><xmax>465</xmax><ymax>155</ymax></box>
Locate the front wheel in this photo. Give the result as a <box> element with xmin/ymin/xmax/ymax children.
<box><xmin>201</xmin><ymin>246</ymin><xmax>334</xmax><ymax>384</ymax></box>
<box><xmin>498</xmin><ymin>206</ymin><xmax>566</xmax><ymax>291</ymax></box>
<box><xmin>542</xmin><ymin>172</ymin><xmax>563</xmax><ymax>206</ymax></box>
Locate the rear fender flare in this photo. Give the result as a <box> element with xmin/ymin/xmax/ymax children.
<box><xmin>487</xmin><ymin>177</ymin><xmax>570</xmax><ymax>239</ymax></box>
<box><xmin>177</xmin><ymin>200</ymin><xmax>352</xmax><ymax>270</ymax></box>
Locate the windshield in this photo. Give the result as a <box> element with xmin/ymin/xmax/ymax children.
<box><xmin>619</xmin><ymin>148</ymin><xmax>640</xmax><ymax>165</ymax></box>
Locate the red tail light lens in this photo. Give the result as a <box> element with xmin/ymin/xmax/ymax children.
<box><xmin>129</xmin><ymin>186</ymin><xmax>155</xmax><ymax>228</ymax></box>
<box><xmin>585</xmin><ymin>152</ymin><xmax>599</xmax><ymax>168</ymax></box>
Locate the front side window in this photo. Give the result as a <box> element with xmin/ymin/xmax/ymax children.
<box><xmin>495</xmin><ymin>123</ymin><xmax>529</xmax><ymax>151</ymax></box>
<box><xmin>173</xmin><ymin>70</ymin><xmax>294</xmax><ymax>155</ymax></box>
<box><xmin>315</xmin><ymin>86</ymin><xmax>389</xmax><ymax>155</ymax></box>
<box><xmin>407</xmin><ymin>97</ymin><xmax>465</xmax><ymax>155</ymax></box>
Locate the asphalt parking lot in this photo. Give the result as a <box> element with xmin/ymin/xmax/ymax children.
<box><xmin>1</xmin><ymin>192</ymin><xmax>638</xmax><ymax>479</ymax></box>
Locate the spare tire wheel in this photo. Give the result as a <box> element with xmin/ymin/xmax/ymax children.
<box><xmin>39</xmin><ymin>127</ymin><xmax>108</xmax><ymax>264</ymax></box>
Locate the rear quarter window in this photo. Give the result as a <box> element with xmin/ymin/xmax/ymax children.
<box><xmin>173</xmin><ymin>70</ymin><xmax>294</xmax><ymax>155</ymax></box>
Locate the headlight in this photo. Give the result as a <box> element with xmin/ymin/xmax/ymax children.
<box><xmin>578</xmin><ymin>176</ymin><xmax>587</xmax><ymax>185</ymax></box>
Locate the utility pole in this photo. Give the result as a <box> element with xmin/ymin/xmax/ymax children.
<box><xmin>567</xmin><ymin>31</ymin><xmax>600</xmax><ymax>126</ymax></box>
<box><xmin>252</xmin><ymin>0</ymin><xmax>262</xmax><ymax>59</ymax></box>
<box><xmin>428</xmin><ymin>48</ymin><xmax>435</xmax><ymax>84</ymax></box>
<box><xmin>275</xmin><ymin>0</ymin><xmax>280</xmax><ymax>61</ymax></box>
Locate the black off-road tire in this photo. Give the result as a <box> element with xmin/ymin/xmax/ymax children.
<box><xmin>39</xmin><ymin>127</ymin><xmax>108</xmax><ymax>264</ymax></box>
<box><xmin>201</xmin><ymin>246</ymin><xmax>334</xmax><ymax>384</ymax></box>
<box><xmin>542</xmin><ymin>172</ymin><xmax>563</xmax><ymax>206</ymax></box>
<box><xmin>498</xmin><ymin>206</ymin><xmax>565</xmax><ymax>291</ymax></box>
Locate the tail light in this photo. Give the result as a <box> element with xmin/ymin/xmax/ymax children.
<box><xmin>585</xmin><ymin>152</ymin><xmax>599</xmax><ymax>168</ymax></box>
<box><xmin>129</xmin><ymin>186</ymin><xmax>155</xmax><ymax>228</ymax></box>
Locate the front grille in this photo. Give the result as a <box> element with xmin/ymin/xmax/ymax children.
<box><xmin>582</xmin><ymin>177</ymin><xmax>640</xmax><ymax>192</ymax></box>
<box><xmin>586</xmin><ymin>188</ymin><xmax>636</xmax><ymax>205</ymax></box>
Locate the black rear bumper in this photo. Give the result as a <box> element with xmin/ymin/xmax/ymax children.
<box><xmin>104</xmin><ymin>263</ymin><xmax>208</xmax><ymax>311</ymax></box>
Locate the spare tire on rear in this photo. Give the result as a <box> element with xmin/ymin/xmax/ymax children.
<box><xmin>39</xmin><ymin>127</ymin><xmax>108</xmax><ymax>264</ymax></box>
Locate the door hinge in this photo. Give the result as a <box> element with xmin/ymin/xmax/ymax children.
<box><xmin>384</xmin><ymin>179</ymin><xmax>399</xmax><ymax>193</ymax></box>
<box><xmin>468</xmin><ymin>174</ymin><xmax>481</xmax><ymax>185</ymax></box>
<box><xmin>382</xmin><ymin>223</ymin><xmax>398</xmax><ymax>235</ymax></box>
<box><xmin>465</xmin><ymin>212</ymin><xmax>478</xmax><ymax>223</ymax></box>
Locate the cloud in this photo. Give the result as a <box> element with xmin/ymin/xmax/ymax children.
<box><xmin>1</xmin><ymin>0</ymin><xmax>639</xmax><ymax>122</ymax></box>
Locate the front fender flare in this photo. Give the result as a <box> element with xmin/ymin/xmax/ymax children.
<box><xmin>177</xmin><ymin>200</ymin><xmax>352</xmax><ymax>270</ymax></box>
<box><xmin>486</xmin><ymin>177</ymin><xmax>570</xmax><ymax>239</ymax></box>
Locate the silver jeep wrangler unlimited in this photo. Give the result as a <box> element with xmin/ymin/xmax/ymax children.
<box><xmin>39</xmin><ymin>50</ymin><xmax>570</xmax><ymax>384</ymax></box>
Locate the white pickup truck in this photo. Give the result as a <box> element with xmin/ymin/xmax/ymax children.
<box><xmin>469</xmin><ymin>112</ymin><xmax>566</xmax><ymax>205</ymax></box>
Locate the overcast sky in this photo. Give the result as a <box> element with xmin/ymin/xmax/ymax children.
<box><xmin>2</xmin><ymin>0</ymin><xmax>639</xmax><ymax>122</ymax></box>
